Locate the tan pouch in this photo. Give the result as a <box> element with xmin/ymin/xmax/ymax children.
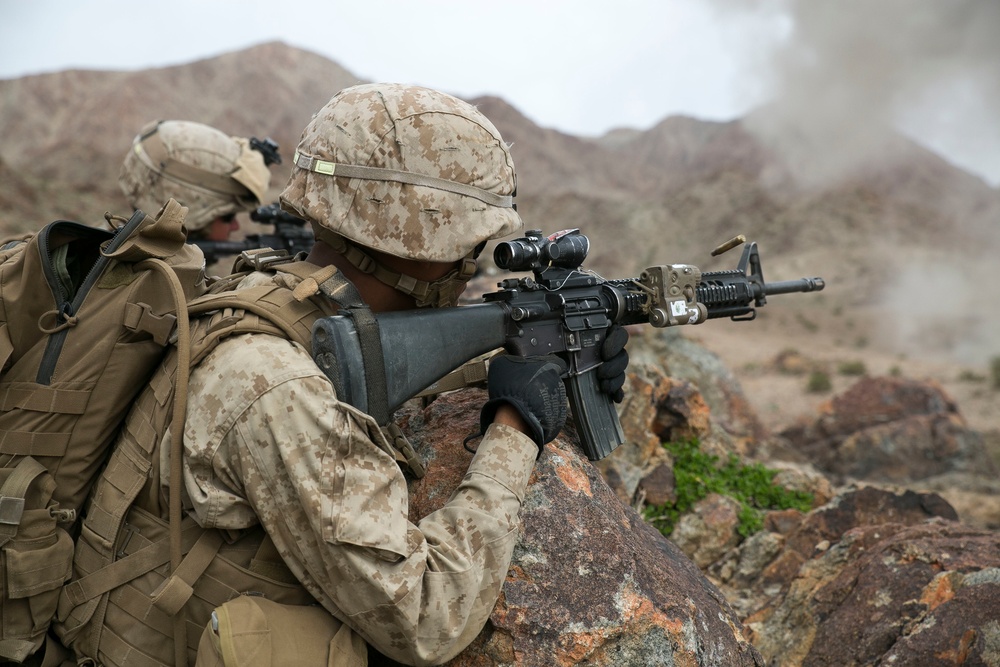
<box><xmin>0</xmin><ymin>457</ymin><xmax>74</xmax><ymax>663</ymax></box>
<box><xmin>195</xmin><ymin>596</ymin><xmax>367</xmax><ymax>667</ymax></box>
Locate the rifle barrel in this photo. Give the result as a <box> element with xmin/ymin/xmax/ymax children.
<box><xmin>762</xmin><ymin>277</ymin><xmax>825</xmax><ymax>296</ymax></box>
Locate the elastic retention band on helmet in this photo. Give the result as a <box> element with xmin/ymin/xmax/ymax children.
<box><xmin>136</xmin><ymin>125</ymin><xmax>255</xmax><ymax>198</ymax></box>
<box><xmin>294</xmin><ymin>152</ymin><xmax>514</xmax><ymax>209</ymax></box>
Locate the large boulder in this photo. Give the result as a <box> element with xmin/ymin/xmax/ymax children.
<box><xmin>779</xmin><ymin>376</ymin><xmax>997</xmax><ymax>483</ymax></box>
<box><xmin>707</xmin><ymin>486</ymin><xmax>958</xmax><ymax>619</ymax></box>
<box><xmin>599</xmin><ymin>365</ymin><xmax>708</xmax><ymax>505</ymax></box>
<box><xmin>393</xmin><ymin>388</ymin><xmax>764</xmax><ymax>667</ymax></box>
<box><xmin>601</xmin><ymin>342</ymin><xmax>770</xmax><ymax>507</ymax></box>
<box><xmin>746</xmin><ymin>519</ymin><xmax>1000</xmax><ymax>667</ymax></box>
<box><xmin>628</xmin><ymin>329</ymin><xmax>767</xmax><ymax>457</ymax></box>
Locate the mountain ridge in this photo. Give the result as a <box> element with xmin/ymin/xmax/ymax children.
<box><xmin>1</xmin><ymin>41</ymin><xmax>998</xmax><ymax>375</ymax></box>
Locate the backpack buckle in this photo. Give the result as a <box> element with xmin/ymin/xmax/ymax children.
<box><xmin>235</xmin><ymin>248</ymin><xmax>292</xmax><ymax>272</ymax></box>
<box><xmin>49</xmin><ymin>507</ymin><xmax>77</xmax><ymax>524</ymax></box>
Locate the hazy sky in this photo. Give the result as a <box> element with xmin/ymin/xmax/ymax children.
<box><xmin>2</xmin><ymin>0</ymin><xmax>998</xmax><ymax>186</ymax></box>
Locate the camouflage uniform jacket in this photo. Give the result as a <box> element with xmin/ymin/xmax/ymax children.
<box><xmin>169</xmin><ymin>270</ymin><xmax>538</xmax><ymax>665</ymax></box>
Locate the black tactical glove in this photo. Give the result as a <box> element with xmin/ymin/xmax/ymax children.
<box><xmin>480</xmin><ymin>354</ymin><xmax>569</xmax><ymax>449</ymax></box>
<box><xmin>596</xmin><ymin>324</ymin><xmax>629</xmax><ymax>403</ymax></box>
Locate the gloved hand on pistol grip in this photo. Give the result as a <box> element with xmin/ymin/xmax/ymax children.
<box><xmin>597</xmin><ymin>324</ymin><xmax>629</xmax><ymax>403</ymax></box>
<box><xmin>480</xmin><ymin>354</ymin><xmax>569</xmax><ymax>449</ymax></box>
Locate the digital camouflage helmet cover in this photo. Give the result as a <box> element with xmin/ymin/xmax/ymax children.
<box><xmin>119</xmin><ymin>120</ymin><xmax>271</xmax><ymax>232</ymax></box>
<box><xmin>280</xmin><ymin>83</ymin><xmax>522</xmax><ymax>264</ymax></box>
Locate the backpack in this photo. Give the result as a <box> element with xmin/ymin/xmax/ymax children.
<box><xmin>0</xmin><ymin>199</ymin><xmax>207</xmax><ymax>663</ymax></box>
<box><xmin>54</xmin><ymin>258</ymin><xmax>335</xmax><ymax>666</ymax></box>
<box><xmin>1</xmin><ymin>215</ymin><xmax>480</xmax><ymax>665</ymax></box>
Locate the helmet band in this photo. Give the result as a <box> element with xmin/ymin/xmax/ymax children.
<box><xmin>294</xmin><ymin>152</ymin><xmax>514</xmax><ymax>209</ymax></box>
<box><xmin>136</xmin><ymin>123</ymin><xmax>256</xmax><ymax>198</ymax></box>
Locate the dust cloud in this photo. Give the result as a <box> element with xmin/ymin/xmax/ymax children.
<box><xmin>706</xmin><ymin>0</ymin><xmax>1000</xmax><ymax>369</ymax></box>
<box><xmin>710</xmin><ymin>0</ymin><xmax>1000</xmax><ymax>189</ymax></box>
<box><xmin>872</xmin><ymin>251</ymin><xmax>1000</xmax><ymax>367</ymax></box>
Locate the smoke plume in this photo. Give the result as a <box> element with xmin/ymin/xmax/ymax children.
<box><xmin>712</xmin><ymin>0</ymin><xmax>1000</xmax><ymax>188</ymax></box>
<box><xmin>706</xmin><ymin>0</ymin><xmax>1000</xmax><ymax>368</ymax></box>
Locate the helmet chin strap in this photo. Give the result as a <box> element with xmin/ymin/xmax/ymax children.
<box><xmin>315</xmin><ymin>228</ymin><xmax>477</xmax><ymax>308</ymax></box>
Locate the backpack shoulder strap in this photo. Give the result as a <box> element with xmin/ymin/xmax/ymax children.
<box><xmin>185</xmin><ymin>270</ymin><xmax>339</xmax><ymax>355</ymax></box>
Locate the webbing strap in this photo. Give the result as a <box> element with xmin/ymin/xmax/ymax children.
<box><xmin>150</xmin><ymin>530</ymin><xmax>225</xmax><ymax>616</ymax></box>
<box><xmin>59</xmin><ymin>523</ymin><xmax>204</xmax><ymax>608</ymax></box>
<box><xmin>0</xmin><ymin>385</ymin><xmax>90</xmax><ymax>414</ymax></box>
<box><xmin>0</xmin><ymin>457</ymin><xmax>46</xmax><ymax>545</ymax></box>
<box><xmin>136</xmin><ymin>257</ymin><xmax>192</xmax><ymax>667</ymax></box>
<box><xmin>0</xmin><ymin>430</ymin><xmax>71</xmax><ymax>457</ymax></box>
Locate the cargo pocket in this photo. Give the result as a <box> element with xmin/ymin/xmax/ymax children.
<box><xmin>194</xmin><ymin>596</ymin><xmax>362</xmax><ymax>667</ymax></box>
<box><xmin>0</xmin><ymin>457</ymin><xmax>76</xmax><ymax>663</ymax></box>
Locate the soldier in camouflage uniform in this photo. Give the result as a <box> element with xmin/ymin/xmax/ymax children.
<box><xmin>188</xmin><ymin>83</ymin><xmax>580</xmax><ymax>665</ymax></box>
<box><xmin>119</xmin><ymin>119</ymin><xmax>272</xmax><ymax>242</ymax></box>
<box><xmin>56</xmin><ymin>83</ymin><xmax>627</xmax><ymax>666</ymax></box>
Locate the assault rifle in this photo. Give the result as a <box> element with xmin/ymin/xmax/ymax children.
<box><xmin>193</xmin><ymin>203</ymin><xmax>314</xmax><ymax>265</ymax></box>
<box><xmin>311</xmin><ymin>229</ymin><xmax>825</xmax><ymax>461</ymax></box>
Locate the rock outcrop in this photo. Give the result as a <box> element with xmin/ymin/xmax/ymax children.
<box><xmin>708</xmin><ymin>485</ymin><xmax>959</xmax><ymax>619</ymax></box>
<box><xmin>599</xmin><ymin>334</ymin><xmax>770</xmax><ymax>508</ymax></box>
<box><xmin>594</xmin><ymin>343</ymin><xmax>1000</xmax><ymax>666</ymax></box>
<box><xmin>748</xmin><ymin>519</ymin><xmax>1000</xmax><ymax>666</ymax></box>
<box><xmin>778</xmin><ymin>375</ymin><xmax>1000</xmax><ymax>529</ymax></box>
<box><xmin>779</xmin><ymin>376</ymin><xmax>996</xmax><ymax>483</ymax></box>
<box><xmin>393</xmin><ymin>388</ymin><xmax>764</xmax><ymax>667</ymax></box>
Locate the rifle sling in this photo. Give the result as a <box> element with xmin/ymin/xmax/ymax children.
<box><xmin>315</xmin><ymin>270</ymin><xmax>391</xmax><ymax>426</ymax></box>
<box><xmin>413</xmin><ymin>356</ymin><xmax>491</xmax><ymax>399</ymax></box>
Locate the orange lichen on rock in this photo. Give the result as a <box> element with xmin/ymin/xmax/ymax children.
<box><xmin>919</xmin><ymin>571</ymin><xmax>958</xmax><ymax>611</ymax></box>
<box><xmin>548</xmin><ymin>443</ymin><xmax>594</xmax><ymax>496</ymax></box>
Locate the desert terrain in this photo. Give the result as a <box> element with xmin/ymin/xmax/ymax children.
<box><xmin>690</xmin><ymin>303</ymin><xmax>997</xmax><ymax>436</ymax></box>
<box><xmin>2</xmin><ymin>40</ymin><xmax>999</xmax><ymax>667</ymax></box>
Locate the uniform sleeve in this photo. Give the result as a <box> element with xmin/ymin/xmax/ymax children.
<box><xmin>184</xmin><ymin>333</ymin><xmax>538</xmax><ymax>666</ymax></box>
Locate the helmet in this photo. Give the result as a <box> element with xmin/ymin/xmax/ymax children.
<box><xmin>119</xmin><ymin>120</ymin><xmax>271</xmax><ymax>232</ymax></box>
<box><xmin>279</xmin><ymin>83</ymin><xmax>522</xmax><ymax>263</ymax></box>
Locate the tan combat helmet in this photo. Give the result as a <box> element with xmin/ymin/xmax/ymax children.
<box><xmin>280</xmin><ymin>82</ymin><xmax>523</xmax><ymax>307</ymax></box>
<box><xmin>119</xmin><ymin>120</ymin><xmax>271</xmax><ymax>233</ymax></box>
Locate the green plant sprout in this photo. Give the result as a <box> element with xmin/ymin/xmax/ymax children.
<box><xmin>643</xmin><ymin>438</ymin><xmax>814</xmax><ymax>539</ymax></box>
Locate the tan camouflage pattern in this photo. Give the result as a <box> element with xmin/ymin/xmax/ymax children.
<box><xmin>171</xmin><ymin>270</ymin><xmax>538</xmax><ymax>664</ymax></box>
<box><xmin>279</xmin><ymin>83</ymin><xmax>523</xmax><ymax>262</ymax></box>
<box><xmin>119</xmin><ymin>120</ymin><xmax>270</xmax><ymax>232</ymax></box>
